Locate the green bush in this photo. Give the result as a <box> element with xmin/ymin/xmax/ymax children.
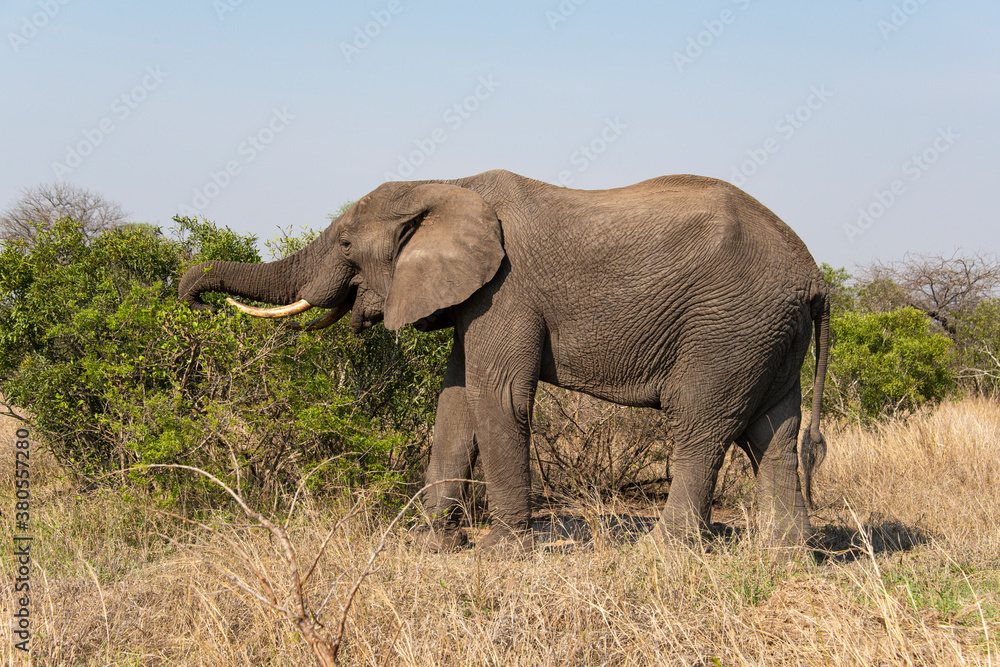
<box><xmin>956</xmin><ymin>298</ymin><xmax>1000</xmax><ymax>394</ymax></box>
<box><xmin>818</xmin><ymin>262</ymin><xmax>856</xmax><ymax>315</ymax></box>
<box><xmin>0</xmin><ymin>216</ymin><xmax>450</xmax><ymax>506</ymax></box>
<box><xmin>827</xmin><ymin>307</ymin><xmax>954</xmax><ymax>422</ymax></box>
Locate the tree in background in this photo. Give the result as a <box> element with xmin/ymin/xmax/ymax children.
<box><xmin>811</xmin><ymin>253</ymin><xmax>1000</xmax><ymax>421</ymax></box>
<box><xmin>860</xmin><ymin>252</ymin><xmax>1000</xmax><ymax>394</ymax></box>
<box><xmin>861</xmin><ymin>251</ymin><xmax>1000</xmax><ymax>333</ymax></box>
<box><xmin>957</xmin><ymin>298</ymin><xmax>1000</xmax><ymax>393</ymax></box>
<box><xmin>0</xmin><ymin>183</ymin><xmax>129</xmax><ymax>246</ymax></box>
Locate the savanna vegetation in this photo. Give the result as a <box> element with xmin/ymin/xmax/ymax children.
<box><xmin>1</xmin><ymin>185</ymin><xmax>998</xmax><ymax>665</ymax></box>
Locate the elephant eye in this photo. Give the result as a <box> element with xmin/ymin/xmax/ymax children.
<box><xmin>339</xmin><ymin>239</ymin><xmax>351</xmax><ymax>254</ymax></box>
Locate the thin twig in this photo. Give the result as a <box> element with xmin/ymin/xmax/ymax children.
<box><xmin>144</xmin><ymin>463</ymin><xmax>479</xmax><ymax>666</ymax></box>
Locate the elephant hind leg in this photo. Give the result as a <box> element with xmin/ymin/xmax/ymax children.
<box><xmin>738</xmin><ymin>382</ymin><xmax>810</xmax><ymax>546</ymax></box>
<box><xmin>654</xmin><ymin>414</ymin><xmax>742</xmax><ymax>544</ymax></box>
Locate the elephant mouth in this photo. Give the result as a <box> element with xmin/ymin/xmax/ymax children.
<box><xmin>348</xmin><ymin>284</ymin><xmax>384</xmax><ymax>334</ymax></box>
<box><xmin>300</xmin><ymin>285</ymin><xmax>359</xmax><ymax>332</ymax></box>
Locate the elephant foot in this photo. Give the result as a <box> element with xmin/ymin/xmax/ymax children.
<box><xmin>650</xmin><ymin>512</ymin><xmax>710</xmax><ymax>548</ymax></box>
<box><xmin>475</xmin><ymin>525</ymin><xmax>534</xmax><ymax>558</ymax></box>
<box><xmin>761</xmin><ymin>520</ymin><xmax>812</xmax><ymax>549</ymax></box>
<box><xmin>408</xmin><ymin>525</ymin><xmax>470</xmax><ymax>553</ymax></box>
<box><xmin>756</xmin><ymin>502</ymin><xmax>813</xmax><ymax>548</ymax></box>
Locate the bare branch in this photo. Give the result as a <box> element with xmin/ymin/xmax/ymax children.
<box><xmin>300</xmin><ymin>500</ymin><xmax>365</xmax><ymax>588</ymax></box>
<box><xmin>145</xmin><ymin>463</ymin><xmax>480</xmax><ymax>667</ymax></box>
<box><xmin>146</xmin><ymin>464</ymin><xmax>332</xmax><ymax>664</ymax></box>
<box><xmin>958</xmin><ymin>344</ymin><xmax>1000</xmax><ymax>381</ymax></box>
<box><xmin>156</xmin><ymin>529</ymin><xmax>287</xmax><ymax>613</ymax></box>
<box><xmin>862</xmin><ymin>251</ymin><xmax>1000</xmax><ymax>328</ymax></box>
<box><xmin>1</xmin><ymin>182</ymin><xmax>128</xmax><ymax>245</ymax></box>
<box><xmin>285</xmin><ymin>454</ymin><xmax>354</xmax><ymax>530</ymax></box>
<box><xmin>151</xmin><ymin>509</ymin><xmax>280</xmax><ymax>607</ymax></box>
<box><xmin>327</xmin><ymin>478</ymin><xmax>484</xmax><ymax>657</ymax></box>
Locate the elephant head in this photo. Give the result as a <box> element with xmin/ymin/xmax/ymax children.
<box><xmin>178</xmin><ymin>182</ymin><xmax>506</xmax><ymax>333</ymax></box>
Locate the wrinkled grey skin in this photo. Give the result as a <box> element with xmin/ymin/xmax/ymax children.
<box><xmin>179</xmin><ymin>170</ymin><xmax>829</xmax><ymax>553</ymax></box>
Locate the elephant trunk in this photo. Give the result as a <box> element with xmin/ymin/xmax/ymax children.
<box><xmin>178</xmin><ymin>225</ymin><xmax>356</xmax><ymax>331</ymax></box>
<box><xmin>179</xmin><ymin>256</ymin><xmax>307</xmax><ymax>312</ymax></box>
<box><xmin>179</xmin><ymin>227</ymin><xmax>325</xmax><ymax>310</ymax></box>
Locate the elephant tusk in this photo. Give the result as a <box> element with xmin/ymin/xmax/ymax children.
<box><xmin>285</xmin><ymin>305</ymin><xmax>351</xmax><ymax>331</ymax></box>
<box><xmin>226</xmin><ymin>298</ymin><xmax>313</xmax><ymax>318</ymax></box>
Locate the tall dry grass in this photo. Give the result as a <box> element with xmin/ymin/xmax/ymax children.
<box><xmin>2</xmin><ymin>398</ymin><xmax>999</xmax><ymax>665</ymax></box>
<box><xmin>819</xmin><ymin>397</ymin><xmax>1000</xmax><ymax>551</ymax></box>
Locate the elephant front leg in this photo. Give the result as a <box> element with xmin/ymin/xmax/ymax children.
<box><xmin>414</xmin><ymin>347</ymin><xmax>478</xmax><ymax>552</ymax></box>
<box><xmin>461</xmin><ymin>327</ymin><xmax>539</xmax><ymax>555</ymax></box>
<box><xmin>469</xmin><ymin>381</ymin><xmax>535</xmax><ymax>555</ymax></box>
<box><xmin>458</xmin><ymin>312</ymin><xmax>544</xmax><ymax>555</ymax></box>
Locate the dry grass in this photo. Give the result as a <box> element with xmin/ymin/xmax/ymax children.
<box><xmin>2</xmin><ymin>398</ymin><xmax>1000</xmax><ymax>665</ymax></box>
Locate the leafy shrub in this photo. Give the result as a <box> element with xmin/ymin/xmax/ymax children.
<box><xmin>956</xmin><ymin>298</ymin><xmax>1000</xmax><ymax>394</ymax></box>
<box><xmin>818</xmin><ymin>262</ymin><xmax>857</xmax><ymax>315</ymax></box>
<box><xmin>827</xmin><ymin>307</ymin><xmax>954</xmax><ymax>422</ymax></box>
<box><xmin>0</xmin><ymin>215</ymin><xmax>450</xmax><ymax>506</ymax></box>
<box><xmin>1</xmin><ymin>220</ymin><xmax>181</xmax><ymax>472</ymax></box>
<box><xmin>177</xmin><ymin>215</ymin><xmax>261</xmax><ymax>265</ymax></box>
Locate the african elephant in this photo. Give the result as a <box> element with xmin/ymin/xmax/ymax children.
<box><xmin>179</xmin><ymin>169</ymin><xmax>828</xmax><ymax>554</ymax></box>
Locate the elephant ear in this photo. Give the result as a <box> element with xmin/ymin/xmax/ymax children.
<box><xmin>383</xmin><ymin>184</ymin><xmax>504</xmax><ymax>330</ymax></box>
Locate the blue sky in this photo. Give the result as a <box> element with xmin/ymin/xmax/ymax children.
<box><xmin>2</xmin><ymin>1</ymin><xmax>997</xmax><ymax>268</ymax></box>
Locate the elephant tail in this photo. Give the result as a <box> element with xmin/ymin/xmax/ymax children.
<box><xmin>800</xmin><ymin>292</ymin><xmax>829</xmax><ymax>512</ymax></box>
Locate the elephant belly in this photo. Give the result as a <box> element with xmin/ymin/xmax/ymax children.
<box><xmin>539</xmin><ymin>324</ymin><xmax>666</xmax><ymax>409</ymax></box>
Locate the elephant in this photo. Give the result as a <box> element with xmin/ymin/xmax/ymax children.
<box><xmin>179</xmin><ymin>169</ymin><xmax>829</xmax><ymax>554</ymax></box>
